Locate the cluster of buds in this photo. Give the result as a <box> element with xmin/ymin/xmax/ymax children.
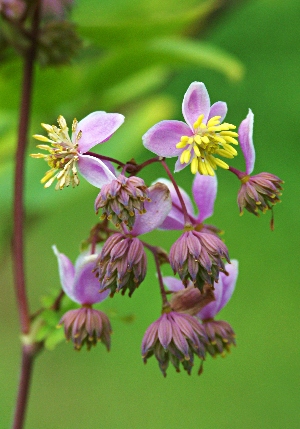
<box><xmin>95</xmin><ymin>174</ymin><xmax>150</xmax><ymax>230</ymax></box>
<box><xmin>32</xmin><ymin>81</ymin><xmax>283</xmax><ymax>378</ymax></box>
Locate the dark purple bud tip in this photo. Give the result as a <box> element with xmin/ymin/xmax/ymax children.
<box><xmin>201</xmin><ymin>319</ymin><xmax>236</xmax><ymax>358</ymax></box>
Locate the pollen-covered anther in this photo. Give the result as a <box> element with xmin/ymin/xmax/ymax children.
<box><xmin>95</xmin><ymin>175</ymin><xmax>150</xmax><ymax>230</ymax></box>
<box><xmin>30</xmin><ymin>115</ymin><xmax>82</xmax><ymax>189</ymax></box>
<box><xmin>176</xmin><ymin>114</ymin><xmax>238</xmax><ymax>176</ymax></box>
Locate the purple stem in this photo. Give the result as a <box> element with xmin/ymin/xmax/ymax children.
<box><xmin>12</xmin><ymin>2</ymin><xmax>41</xmax><ymax>429</ymax></box>
<box><xmin>85</xmin><ymin>151</ymin><xmax>125</xmax><ymax>168</ymax></box>
<box><xmin>160</xmin><ymin>159</ymin><xmax>192</xmax><ymax>226</ymax></box>
<box><xmin>142</xmin><ymin>242</ymin><xmax>169</xmax><ymax>309</ymax></box>
<box><xmin>229</xmin><ymin>166</ymin><xmax>245</xmax><ymax>180</ymax></box>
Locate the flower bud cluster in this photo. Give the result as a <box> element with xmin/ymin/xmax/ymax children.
<box><xmin>95</xmin><ymin>174</ymin><xmax>150</xmax><ymax>230</ymax></box>
<box><xmin>169</xmin><ymin>230</ymin><xmax>230</xmax><ymax>291</ymax></box>
<box><xmin>94</xmin><ymin>233</ymin><xmax>147</xmax><ymax>297</ymax></box>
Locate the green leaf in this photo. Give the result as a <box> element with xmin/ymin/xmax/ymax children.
<box><xmin>147</xmin><ymin>38</ymin><xmax>245</xmax><ymax>81</ymax></box>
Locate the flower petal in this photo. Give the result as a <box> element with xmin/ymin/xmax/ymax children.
<box><xmin>217</xmin><ymin>260</ymin><xmax>238</xmax><ymax>313</ymax></box>
<box><xmin>131</xmin><ymin>182</ymin><xmax>172</xmax><ymax>236</ymax></box>
<box><xmin>73</xmin><ymin>256</ymin><xmax>110</xmax><ymax>305</ymax></box>
<box><xmin>208</xmin><ymin>101</ymin><xmax>227</xmax><ymax>123</ymax></box>
<box><xmin>193</xmin><ymin>173</ymin><xmax>217</xmax><ymax>223</ymax></box>
<box><xmin>143</xmin><ymin>120</ymin><xmax>192</xmax><ymax>157</ymax></box>
<box><xmin>52</xmin><ymin>246</ymin><xmax>77</xmax><ymax>302</ymax></box>
<box><xmin>77</xmin><ymin>154</ymin><xmax>116</xmax><ymax>188</ymax></box>
<box><xmin>197</xmin><ymin>275</ymin><xmax>224</xmax><ymax>320</ymax></box>
<box><xmin>156</xmin><ymin>178</ymin><xmax>195</xmax><ymax>230</ymax></box>
<box><xmin>182</xmin><ymin>82</ymin><xmax>210</xmax><ymax>129</ymax></box>
<box><xmin>75</xmin><ymin>111</ymin><xmax>124</xmax><ymax>153</ymax></box>
<box><xmin>163</xmin><ymin>276</ymin><xmax>185</xmax><ymax>292</ymax></box>
<box><xmin>239</xmin><ymin>109</ymin><xmax>255</xmax><ymax>174</ymax></box>
<box><xmin>174</xmin><ymin>156</ymin><xmax>190</xmax><ymax>173</ymax></box>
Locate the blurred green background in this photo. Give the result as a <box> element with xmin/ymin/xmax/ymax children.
<box><xmin>0</xmin><ymin>0</ymin><xmax>299</xmax><ymax>428</ymax></box>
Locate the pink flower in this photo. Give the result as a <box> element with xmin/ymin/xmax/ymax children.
<box><xmin>143</xmin><ymin>82</ymin><xmax>238</xmax><ymax>175</ymax></box>
<box><xmin>31</xmin><ymin>111</ymin><xmax>124</xmax><ymax>190</ymax></box>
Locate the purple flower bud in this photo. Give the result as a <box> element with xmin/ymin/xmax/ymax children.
<box><xmin>141</xmin><ymin>311</ymin><xmax>207</xmax><ymax>376</ymax></box>
<box><xmin>95</xmin><ymin>174</ymin><xmax>150</xmax><ymax>230</ymax></box>
<box><xmin>237</xmin><ymin>172</ymin><xmax>283</xmax><ymax>217</ymax></box>
<box><xmin>200</xmin><ymin>319</ymin><xmax>235</xmax><ymax>358</ymax></box>
<box><xmin>169</xmin><ymin>230</ymin><xmax>230</xmax><ymax>291</ymax></box>
<box><xmin>95</xmin><ymin>233</ymin><xmax>147</xmax><ymax>297</ymax></box>
<box><xmin>58</xmin><ymin>306</ymin><xmax>112</xmax><ymax>351</ymax></box>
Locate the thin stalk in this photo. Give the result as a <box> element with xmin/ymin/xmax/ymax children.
<box><xmin>160</xmin><ymin>159</ymin><xmax>192</xmax><ymax>226</ymax></box>
<box><xmin>142</xmin><ymin>242</ymin><xmax>169</xmax><ymax>309</ymax></box>
<box><xmin>12</xmin><ymin>2</ymin><xmax>41</xmax><ymax>429</ymax></box>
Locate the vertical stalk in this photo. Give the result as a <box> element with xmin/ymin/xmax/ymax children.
<box><xmin>12</xmin><ymin>2</ymin><xmax>41</xmax><ymax>429</ymax></box>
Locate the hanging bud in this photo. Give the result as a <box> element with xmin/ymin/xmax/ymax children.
<box><xmin>95</xmin><ymin>233</ymin><xmax>147</xmax><ymax>297</ymax></box>
<box><xmin>141</xmin><ymin>311</ymin><xmax>208</xmax><ymax>377</ymax></box>
<box><xmin>169</xmin><ymin>283</ymin><xmax>215</xmax><ymax>315</ymax></box>
<box><xmin>95</xmin><ymin>174</ymin><xmax>150</xmax><ymax>230</ymax></box>
<box><xmin>58</xmin><ymin>306</ymin><xmax>112</xmax><ymax>351</ymax></box>
<box><xmin>169</xmin><ymin>230</ymin><xmax>230</xmax><ymax>291</ymax></box>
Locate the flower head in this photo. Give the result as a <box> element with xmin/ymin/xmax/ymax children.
<box><xmin>95</xmin><ymin>233</ymin><xmax>147</xmax><ymax>297</ymax></box>
<box><xmin>94</xmin><ymin>183</ymin><xmax>172</xmax><ymax>297</ymax></box>
<box><xmin>58</xmin><ymin>306</ymin><xmax>112</xmax><ymax>351</ymax></box>
<box><xmin>141</xmin><ymin>311</ymin><xmax>207</xmax><ymax>376</ymax></box>
<box><xmin>53</xmin><ymin>246</ymin><xmax>111</xmax><ymax>350</ymax></box>
<box><xmin>169</xmin><ymin>229</ymin><xmax>230</xmax><ymax>291</ymax></box>
<box><xmin>164</xmin><ymin>261</ymin><xmax>238</xmax><ymax>358</ymax></box>
<box><xmin>236</xmin><ymin>109</ymin><xmax>283</xmax><ymax>216</ymax></box>
<box><xmin>143</xmin><ymin>82</ymin><xmax>238</xmax><ymax>175</ymax></box>
<box><xmin>31</xmin><ymin>111</ymin><xmax>124</xmax><ymax>189</ymax></box>
<box><xmin>95</xmin><ymin>174</ymin><xmax>151</xmax><ymax>230</ymax></box>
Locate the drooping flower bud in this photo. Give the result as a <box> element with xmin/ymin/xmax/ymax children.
<box><xmin>169</xmin><ymin>230</ymin><xmax>230</xmax><ymax>291</ymax></box>
<box><xmin>95</xmin><ymin>232</ymin><xmax>147</xmax><ymax>297</ymax></box>
<box><xmin>200</xmin><ymin>319</ymin><xmax>235</xmax><ymax>358</ymax></box>
<box><xmin>95</xmin><ymin>174</ymin><xmax>150</xmax><ymax>230</ymax></box>
<box><xmin>58</xmin><ymin>306</ymin><xmax>112</xmax><ymax>351</ymax></box>
<box><xmin>141</xmin><ymin>311</ymin><xmax>207</xmax><ymax>376</ymax></box>
<box><xmin>237</xmin><ymin>172</ymin><xmax>283</xmax><ymax>216</ymax></box>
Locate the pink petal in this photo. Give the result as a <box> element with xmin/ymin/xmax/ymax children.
<box><xmin>163</xmin><ymin>276</ymin><xmax>185</xmax><ymax>292</ymax></box>
<box><xmin>157</xmin><ymin>178</ymin><xmax>195</xmax><ymax>230</ymax></box>
<box><xmin>52</xmin><ymin>246</ymin><xmax>77</xmax><ymax>302</ymax></box>
<box><xmin>143</xmin><ymin>120</ymin><xmax>192</xmax><ymax>157</ymax></box>
<box><xmin>131</xmin><ymin>182</ymin><xmax>172</xmax><ymax>236</ymax></box>
<box><xmin>208</xmin><ymin>101</ymin><xmax>227</xmax><ymax>123</ymax></box>
<box><xmin>174</xmin><ymin>157</ymin><xmax>190</xmax><ymax>173</ymax></box>
<box><xmin>158</xmin><ymin>314</ymin><xmax>173</xmax><ymax>349</ymax></box>
<box><xmin>217</xmin><ymin>260</ymin><xmax>238</xmax><ymax>313</ymax></box>
<box><xmin>75</xmin><ymin>111</ymin><xmax>124</xmax><ymax>153</ymax></box>
<box><xmin>182</xmin><ymin>82</ymin><xmax>210</xmax><ymax>129</ymax></box>
<box><xmin>197</xmin><ymin>275</ymin><xmax>224</xmax><ymax>320</ymax></box>
<box><xmin>73</xmin><ymin>256</ymin><xmax>110</xmax><ymax>305</ymax></box>
<box><xmin>77</xmin><ymin>154</ymin><xmax>116</xmax><ymax>188</ymax></box>
<box><xmin>239</xmin><ymin>109</ymin><xmax>255</xmax><ymax>174</ymax></box>
<box><xmin>193</xmin><ymin>173</ymin><xmax>217</xmax><ymax>223</ymax></box>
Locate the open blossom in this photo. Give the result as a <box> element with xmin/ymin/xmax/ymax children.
<box><xmin>95</xmin><ymin>174</ymin><xmax>151</xmax><ymax>230</ymax></box>
<box><xmin>53</xmin><ymin>246</ymin><xmax>112</xmax><ymax>351</ymax></box>
<box><xmin>164</xmin><ymin>261</ymin><xmax>238</xmax><ymax>358</ymax></box>
<box><xmin>234</xmin><ymin>110</ymin><xmax>283</xmax><ymax>216</ymax></box>
<box><xmin>158</xmin><ymin>173</ymin><xmax>221</xmax><ymax>235</ymax></box>
<box><xmin>31</xmin><ymin>111</ymin><xmax>124</xmax><ymax>190</ymax></box>
<box><xmin>94</xmin><ymin>183</ymin><xmax>172</xmax><ymax>297</ymax></box>
<box><xmin>141</xmin><ymin>311</ymin><xmax>208</xmax><ymax>376</ymax></box>
<box><xmin>143</xmin><ymin>82</ymin><xmax>238</xmax><ymax>176</ymax></box>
